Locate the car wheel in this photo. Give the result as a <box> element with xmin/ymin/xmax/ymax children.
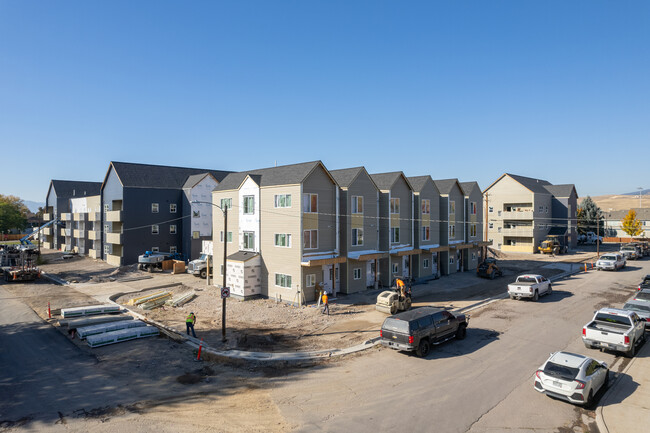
<box><xmin>509</xmin><ymin>294</ymin><xmax>515</xmax><ymax>300</ymax></box>
<box><xmin>532</xmin><ymin>291</ymin><xmax>539</xmax><ymax>302</ymax></box>
<box><xmin>584</xmin><ymin>342</ymin><xmax>594</xmax><ymax>349</ymax></box>
<box><xmin>416</xmin><ymin>339</ymin><xmax>430</xmax><ymax>357</ymax></box>
<box><xmin>456</xmin><ymin>324</ymin><xmax>467</xmax><ymax>340</ymax></box>
<box><xmin>627</xmin><ymin>340</ymin><xmax>637</xmax><ymax>358</ymax></box>
<box><xmin>547</xmin><ymin>284</ymin><xmax>552</xmax><ymax>295</ymax></box>
<box><xmin>199</xmin><ymin>269</ymin><xmax>207</xmax><ymax>279</ymax></box>
<box><xmin>390</xmin><ymin>305</ymin><xmax>397</xmax><ymax>315</ymax></box>
<box><xmin>490</xmin><ymin>272</ymin><xmax>495</xmax><ymax>280</ymax></box>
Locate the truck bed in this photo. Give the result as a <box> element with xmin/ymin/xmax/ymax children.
<box><xmin>587</xmin><ymin>321</ymin><xmax>629</xmax><ymax>334</ymax></box>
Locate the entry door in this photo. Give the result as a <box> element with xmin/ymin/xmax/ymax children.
<box><xmin>456</xmin><ymin>250</ymin><xmax>461</xmax><ymax>271</ymax></box>
<box><xmin>322</xmin><ymin>265</ymin><xmax>332</xmax><ymax>292</ymax></box>
<box><xmin>402</xmin><ymin>256</ymin><xmax>409</xmax><ymax>277</ymax></box>
<box><xmin>366</xmin><ymin>262</ymin><xmax>375</xmax><ymax>287</ymax></box>
<box><xmin>431</xmin><ymin>253</ymin><xmax>438</xmax><ymax>276</ymax></box>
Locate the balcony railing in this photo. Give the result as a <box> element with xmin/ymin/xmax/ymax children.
<box><xmin>501</xmin><ymin>227</ymin><xmax>534</xmax><ymax>237</ymax></box>
<box><xmin>43</xmin><ymin>213</ymin><xmax>52</xmax><ymax>221</ymax></box>
<box><xmin>501</xmin><ymin>211</ymin><xmax>534</xmax><ymax>220</ymax></box>
<box><xmin>89</xmin><ymin>249</ymin><xmax>101</xmax><ymax>259</ymax></box>
<box><xmin>73</xmin><ymin>213</ymin><xmax>87</xmax><ymax>221</ymax></box>
<box><xmin>73</xmin><ymin>229</ymin><xmax>85</xmax><ymax>238</ymax></box>
<box><xmin>106</xmin><ymin>254</ymin><xmax>122</xmax><ymax>266</ymax></box>
<box><xmin>61</xmin><ymin>228</ymin><xmax>72</xmax><ymax>237</ymax></box>
<box><xmin>43</xmin><ymin>227</ymin><xmax>52</xmax><ymax>236</ymax></box>
<box><xmin>61</xmin><ymin>213</ymin><xmax>72</xmax><ymax>221</ymax></box>
<box><xmin>87</xmin><ymin>211</ymin><xmax>100</xmax><ymax>221</ymax></box>
<box><xmin>106</xmin><ymin>232</ymin><xmax>122</xmax><ymax>244</ymax></box>
<box><xmin>88</xmin><ymin>230</ymin><xmax>100</xmax><ymax>241</ymax></box>
<box><xmin>105</xmin><ymin>210</ymin><xmax>122</xmax><ymax>222</ymax></box>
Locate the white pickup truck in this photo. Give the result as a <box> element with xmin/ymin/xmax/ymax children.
<box><xmin>507</xmin><ymin>274</ymin><xmax>552</xmax><ymax>301</ymax></box>
<box><xmin>595</xmin><ymin>253</ymin><xmax>626</xmax><ymax>271</ymax></box>
<box><xmin>582</xmin><ymin>308</ymin><xmax>646</xmax><ymax>357</ymax></box>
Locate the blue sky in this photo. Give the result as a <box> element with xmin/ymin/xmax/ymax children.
<box><xmin>1</xmin><ymin>1</ymin><xmax>648</xmax><ymax>203</ymax></box>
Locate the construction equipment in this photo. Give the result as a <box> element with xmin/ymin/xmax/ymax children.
<box><xmin>20</xmin><ymin>218</ymin><xmax>59</xmax><ymax>246</ymax></box>
<box><xmin>477</xmin><ymin>257</ymin><xmax>503</xmax><ymax>279</ymax></box>
<box><xmin>538</xmin><ymin>235</ymin><xmax>568</xmax><ymax>255</ymax></box>
<box><xmin>375</xmin><ymin>277</ymin><xmax>412</xmax><ymax>315</ymax></box>
<box><xmin>1</xmin><ymin>250</ymin><xmax>40</xmax><ymax>282</ymax></box>
<box><xmin>138</xmin><ymin>251</ymin><xmax>183</xmax><ymax>272</ymax></box>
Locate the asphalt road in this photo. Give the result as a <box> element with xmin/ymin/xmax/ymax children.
<box><xmin>271</xmin><ymin>259</ymin><xmax>649</xmax><ymax>432</ymax></box>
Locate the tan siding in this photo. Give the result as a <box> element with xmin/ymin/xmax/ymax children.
<box><xmin>302</xmin><ymin>166</ymin><xmax>337</xmax><ymax>253</ymax></box>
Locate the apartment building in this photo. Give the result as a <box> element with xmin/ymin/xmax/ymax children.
<box><xmin>369</xmin><ymin>172</ymin><xmax>416</xmax><ymax>286</ymax></box>
<box><xmin>407</xmin><ymin>176</ymin><xmax>443</xmax><ymax>280</ymax></box>
<box><xmin>43</xmin><ymin>180</ymin><xmax>102</xmax><ymax>250</ymax></box>
<box><xmin>483</xmin><ymin>173</ymin><xmax>578</xmax><ymax>253</ymax></box>
<box><xmin>101</xmin><ymin>162</ymin><xmax>231</xmax><ymax>266</ymax></box>
<box><xmin>70</xmin><ymin>195</ymin><xmax>102</xmax><ymax>257</ymax></box>
<box><xmin>459</xmin><ymin>181</ymin><xmax>486</xmax><ymax>271</ymax></box>
<box><xmin>604</xmin><ymin>208</ymin><xmax>650</xmax><ymax>240</ymax></box>
<box><xmin>330</xmin><ymin>167</ymin><xmax>382</xmax><ymax>293</ymax></box>
<box><xmin>433</xmin><ymin>179</ymin><xmax>466</xmax><ymax>275</ymax></box>
<box><xmin>210</xmin><ymin>161</ymin><xmax>340</xmax><ymax>302</ymax></box>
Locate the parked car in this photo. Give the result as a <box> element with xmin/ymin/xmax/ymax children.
<box><xmin>507</xmin><ymin>274</ymin><xmax>552</xmax><ymax>301</ymax></box>
<box><xmin>582</xmin><ymin>308</ymin><xmax>646</xmax><ymax>357</ymax></box>
<box><xmin>595</xmin><ymin>253</ymin><xmax>626</xmax><ymax>271</ymax></box>
<box><xmin>620</xmin><ymin>244</ymin><xmax>640</xmax><ymax>260</ymax></box>
<box><xmin>578</xmin><ymin>232</ymin><xmax>603</xmax><ymax>245</ymax></box>
<box><xmin>533</xmin><ymin>351</ymin><xmax>608</xmax><ymax>406</ymax></box>
<box><xmin>622</xmin><ymin>300</ymin><xmax>650</xmax><ymax>327</ymax></box>
<box><xmin>633</xmin><ymin>288</ymin><xmax>650</xmax><ymax>303</ymax></box>
<box><xmin>379</xmin><ymin>307</ymin><xmax>469</xmax><ymax>357</ymax></box>
<box><xmin>638</xmin><ymin>275</ymin><xmax>650</xmax><ymax>291</ymax></box>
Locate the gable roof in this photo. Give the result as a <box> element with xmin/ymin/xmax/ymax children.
<box><xmin>50</xmin><ymin>180</ymin><xmax>102</xmax><ymax>198</ymax></box>
<box><xmin>369</xmin><ymin>172</ymin><xmax>412</xmax><ymax>192</ymax></box>
<box><xmin>484</xmin><ymin>173</ymin><xmax>551</xmax><ymax>194</ymax></box>
<box><xmin>544</xmin><ymin>184</ymin><xmax>577</xmax><ymax>198</ymax></box>
<box><xmin>433</xmin><ymin>178</ymin><xmax>462</xmax><ymax>195</ymax></box>
<box><xmin>459</xmin><ymin>181</ymin><xmax>481</xmax><ymax>197</ymax></box>
<box><xmin>183</xmin><ymin>173</ymin><xmax>217</xmax><ymax>189</ymax></box>
<box><xmin>214</xmin><ymin>161</ymin><xmax>334</xmax><ymax>191</ymax></box>
<box><xmin>605</xmin><ymin>208</ymin><xmax>650</xmax><ymax>221</ymax></box>
<box><xmin>407</xmin><ymin>175</ymin><xmax>440</xmax><ymax>195</ymax></box>
<box><xmin>330</xmin><ymin>167</ymin><xmax>378</xmax><ymax>190</ymax></box>
<box><xmin>103</xmin><ymin>161</ymin><xmax>232</xmax><ymax>190</ymax></box>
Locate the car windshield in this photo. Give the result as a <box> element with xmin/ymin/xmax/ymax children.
<box><xmin>621</xmin><ymin>247</ymin><xmax>635</xmax><ymax>251</ymax></box>
<box><xmin>600</xmin><ymin>255</ymin><xmax>616</xmax><ymax>261</ymax></box>
<box><xmin>382</xmin><ymin>318</ymin><xmax>410</xmax><ymax>333</ymax></box>
<box><xmin>516</xmin><ymin>277</ymin><xmax>537</xmax><ymax>283</ymax></box>
<box><xmin>198</xmin><ymin>254</ymin><xmax>208</xmax><ymax>261</ymax></box>
<box><xmin>543</xmin><ymin>362</ymin><xmax>580</xmax><ymax>381</ymax></box>
<box><xmin>594</xmin><ymin>313</ymin><xmax>631</xmax><ymax>326</ymax></box>
<box><xmin>624</xmin><ymin>303</ymin><xmax>650</xmax><ymax>313</ymax></box>
<box><xmin>634</xmin><ymin>292</ymin><xmax>650</xmax><ymax>302</ymax></box>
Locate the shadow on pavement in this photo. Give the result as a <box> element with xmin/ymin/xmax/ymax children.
<box><xmin>411</xmin><ymin>328</ymin><xmax>501</xmax><ymax>360</ymax></box>
<box><xmin>537</xmin><ymin>290</ymin><xmax>574</xmax><ymax>303</ymax></box>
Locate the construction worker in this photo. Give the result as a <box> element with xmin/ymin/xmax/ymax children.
<box><xmin>322</xmin><ymin>291</ymin><xmax>329</xmax><ymax>316</ymax></box>
<box><xmin>396</xmin><ymin>277</ymin><xmax>406</xmax><ymax>298</ymax></box>
<box><xmin>186</xmin><ymin>312</ymin><xmax>197</xmax><ymax>338</ymax></box>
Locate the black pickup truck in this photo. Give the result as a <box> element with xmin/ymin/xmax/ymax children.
<box><xmin>380</xmin><ymin>307</ymin><xmax>469</xmax><ymax>357</ymax></box>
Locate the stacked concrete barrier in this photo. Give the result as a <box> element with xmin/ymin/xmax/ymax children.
<box><xmin>77</xmin><ymin>320</ymin><xmax>147</xmax><ymax>339</ymax></box>
<box><xmin>59</xmin><ymin>314</ymin><xmax>133</xmax><ymax>329</ymax></box>
<box><xmin>61</xmin><ymin>304</ymin><xmax>122</xmax><ymax>318</ymax></box>
<box><xmin>86</xmin><ymin>325</ymin><xmax>159</xmax><ymax>348</ymax></box>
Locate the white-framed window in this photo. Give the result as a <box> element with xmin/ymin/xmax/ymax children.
<box><xmin>352</xmin><ymin>228</ymin><xmax>363</xmax><ymax>246</ymax></box>
<box><xmin>472</xmin><ymin>252</ymin><xmax>476</xmax><ymax>261</ymax></box>
<box><xmin>170</xmin><ymin>246</ymin><xmax>177</xmax><ymax>253</ymax></box>
<box><xmin>104</xmin><ymin>204</ymin><xmax>109</xmax><ymax>212</ymax></box>
<box><xmin>104</xmin><ymin>245</ymin><xmax>110</xmax><ymax>254</ymax></box>
<box><xmin>243</xmin><ymin>231</ymin><xmax>255</xmax><ymax>250</ymax></box>
<box><xmin>152</xmin><ymin>247</ymin><xmax>159</xmax><ymax>252</ymax></box>
<box><xmin>392</xmin><ymin>263</ymin><xmax>399</xmax><ymax>274</ymax></box>
<box><xmin>390</xmin><ymin>198</ymin><xmax>400</xmax><ymax>214</ymax></box>
<box><xmin>274</xmin><ymin>233</ymin><xmax>291</xmax><ymax>247</ymax></box>
<box><xmin>170</xmin><ymin>204</ymin><xmax>177</xmax><ymax>213</ymax></box>
<box><xmin>390</xmin><ymin>227</ymin><xmax>400</xmax><ymax>243</ymax></box>
<box><xmin>151</xmin><ymin>203</ymin><xmax>159</xmax><ymax>213</ymax></box>
<box><xmin>489</xmin><ymin>222</ymin><xmax>494</xmax><ymax>229</ymax></box>
<box><xmin>449</xmin><ymin>224</ymin><xmax>455</xmax><ymax>238</ymax></box>
<box><xmin>220</xmin><ymin>231</ymin><xmax>233</xmax><ymax>242</ymax></box>
<box><xmin>220</xmin><ymin>198</ymin><xmax>232</xmax><ymax>210</ymax></box>
<box><xmin>470</xmin><ymin>224</ymin><xmax>477</xmax><ymax>237</ymax></box>
<box><xmin>303</xmin><ymin>229</ymin><xmax>318</xmax><ymax>249</ymax></box>
<box><xmin>306</xmin><ymin>274</ymin><xmax>316</xmax><ymax>287</ymax></box>
<box><xmin>193</xmin><ymin>210</ymin><xmax>200</xmax><ymax>218</ymax></box>
<box><xmin>353</xmin><ymin>268</ymin><xmax>362</xmax><ymax>280</ymax></box>
<box><xmin>193</xmin><ymin>231</ymin><xmax>200</xmax><ymax>239</ymax></box>
<box><xmin>423</xmin><ymin>258</ymin><xmax>430</xmax><ymax>268</ymax></box>
<box><xmin>170</xmin><ymin>224</ymin><xmax>177</xmax><ymax>234</ymax></box>
<box><xmin>104</xmin><ymin>223</ymin><xmax>110</xmax><ymax>233</ymax></box>
<box><xmin>275</xmin><ymin>273</ymin><xmax>292</xmax><ymax>288</ymax></box>
<box><xmin>422</xmin><ymin>226</ymin><xmax>430</xmax><ymax>241</ymax></box>
<box><xmin>152</xmin><ymin>225</ymin><xmax>159</xmax><ymax>234</ymax></box>
<box><xmin>449</xmin><ymin>256</ymin><xmax>455</xmax><ymax>265</ymax></box>
<box><xmin>421</xmin><ymin>199</ymin><xmax>430</xmax><ymax>215</ymax></box>
<box><xmin>539</xmin><ymin>206</ymin><xmax>543</xmax><ymax>212</ymax></box>
<box><xmin>470</xmin><ymin>202</ymin><xmax>477</xmax><ymax>215</ymax></box>
<box><xmin>449</xmin><ymin>201</ymin><xmax>456</xmax><ymax>214</ymax></box>
<box><xmin>351</xmin><ymin>196</ymin><xmax>363</xmax><ymax>214</ymax></box>
<box><xmin>243</xmin><ymin>196</ymin><xmax>255</xmax><ymax>214</ymax></box>
<box><xmin>302</xmin><ymin>193</ymin><xmax>318</xmax><ymax>213</ymax></box>
<box><xmin>488</xmin><ymin>206</ymin><xmax>493</xmax><ymax>213</ymax></box>
<box><xmin>274</xmin><ymin>194</ymin><xmax>291</xmax><ymax>208</ymax></box>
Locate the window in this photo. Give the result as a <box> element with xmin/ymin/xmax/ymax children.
<box><xmin>243</xmin><ymin>196</ymin><xmax>255</xmax><ymax>214</ymax></box>
<box><xmin>449</xmin><ymin>201</ymin><xmax>455</xmax><ymax>214</ymax></box>
<box><xmin>488</xmin><ymin>206</ymin><xmax>493</xmax><ymax>213</ymax></box>
<box><xmin>470</xmin><ymin>202</ymin><xmax>477</xmax><ymax>215</ymax></box>
<box><xmin>472</xmin><ymin>252</ymin><xmax>476</xmax><ymax>261</ymax></box>
<box><xmin>421</xmin><ymin>199</ymin><xmax>430</xmax><ymax>215</ymax></box>
<box><xmin>243</xmin><ymin>231</ymin><xmax>255</xmax><ymax>250</ymax></box>
<box><xmin>151</xmin><ymin>247</ymin><xmax>159</xmax><ymax>252</ymax></box>
<box><xmin>274</xmin><ymin>233</ymin><xmax>291</xmax><ymax>247</ymax></box>
<box><xmin>170</xmin><ymin>204</ymin><xmax>177</xmax><ymax>213</ymax></box>
<box><xmin>390</xmin><ymin>227</ymin><xmax>400</xmax><ymax>243</ymax></box>
<box><xmin>306</xmin><ymin>274</ymin><xmax>316</xmax><ymax>287</ymax></box>
<box><xmin>274</xmin><ymin>194</ymin><xmax>291</xmax><ymax>208</ymax></box>
<box><xmin>220</xmin><ymin>198</ymin><xmax>232</xmax><ymax>210</ymax></box>
<box><xmin>470</xmin><ymin>224</ymin><xmax>477</xmax><ymax>237</ymax></box>
<box><xmin>170</xmin><ymin>246</ymin><xmax>177</xmax><ymax>253</ymax></box>
<box><xmin>151</xmin><ymin>203</ymin><xmax>159</xmax><ymax>213</ymax></box>
<box><xmin>449</xmin><ymin>256</ymin><xmax>455</xmax><ymax>264</ymax></box>
<box><xmin>104</xmin><ymin>245</ymin><xmax>110</xmax><ymax>254</ymax></box>
<box><xmin>390</xmin><ymin>198</ymin><xmax>400</xmax><ymax>214</ymax></box>
<box><xmin>275</xmin><ymin>273</ymin><xmax>292</xmax><ymax>288</ymax></box>
<box><xmin>423</xmin><ymin>258</ymin><xmax>430</xmax><ymax>268</ymax></box>
<box><xmin>302</xmin><ymin>193</ymin><xmax>318</xmax><ymax>213</ymax></box>
<box><xmin>104</xmin><ymin>204</ymin><xmax>109</xmax><ymax>212</ymax></box>
<box><xmin>220</xmin><ymin>231</ymin><xmax>233</xmax><ymax>243</ymax></box>
<box><xmin>539</xmin><ymin>206</ymin><xmax>543</xmax><ymax>212</ymax></box>
<box><xmin>489</xmin><ymin>222</ymin><xmax>494</xmax><ymax>229</ymax></box>
<box><xmin>392</xmin><ymin>263</ymin><xmax>399</xmax><ymax>274</ymax></box>
<box><xmin>353</xmin><ymin>268</ymin><xmax>362</xmax><ymax>280</ymax></box>
<box><xmin>170</xmin><ymin>225</ymin><xmax>177</xmax><ymax>234</ymax></box>
<box><xmin>545</xmin><ymin>206</ymin><xmax>548</xmax><ymax>213</ymax></box>
<box><xmin>498</xmin><ymin>227</ymin><xmax>502</xmax><ymax>233</ymax></box>
<box><xmin>193</xmin><ymin>210</ymin><xmax>200</xmax><ymax>218</ymax></box>
<box><xmin>152</xmin><ymin>225</ymin><xmax>159</xmax><ymax>234</ymax></box>
<box><xmin>303</xmin><ymin>230</ymin><xmax>318</xmax><ymax>249</ymax></box>
<box><xmin>422</xmin><ymin>226</ymin><xmax>430</xmax><ymax>241</ymax></box>
<box><xmin>449</xmin><ymin>224</ymin><xmax>455</xmax><ymax>238</ymax></box>
<box><xmin>104</xmin><ymin>223</ymin><xmax>110</xmax><ymax>233</ymax></box>
<box><xmin>352</xmin><ymin>228</ymin><xmax>363</xmax><ymax>246</ymax></box>
<box><xmin>351</xmin><ymin>196</ymin><xmax>363</xmax><ymax>214</ymax></box>
<box><xmin>193</xmin><ymin>231</ymin><xmax>200</xmax><ymax>239</ymax></box>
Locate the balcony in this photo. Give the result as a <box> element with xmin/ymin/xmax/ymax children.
<box><xmin>106</xmin><ymin>254</ymin><xmax>122</xmax><ymax>267</ymax></box>
<box><xmin>43</xmin><ymin>213</ymin><xmax>52</xmax><ymax>221</ymax></box>
<box><xmin>501</xmin><ymin>227</ymin><xmax>534</xmax><ymax>237</ymax></box>
<box><xmin>89</xmin><ymin>249</ymin><xmax>101</xmax><ymax>259</ymax></box>
<box><xmin>43</xmin><ymin>241</ymin><xmax>53</xmax><ymax>249</ymax></box>
<box><xmin>501</xmin><ymin>211</ymin><xmax>534</xmax><ymax>220</ymax></box>
<box><xmin>88</xmin><ymin>230</ymin><xmax>100</xmax><ymax>241</ymax></box>
<box><xmin>61</xmin><ymin>228</ymin><xmax>72</xmax><ymax>237</ymax></box>
<box><xmin>105</xmin><ymin>210</ymin><xmax>122</xmax><ymax>222</ymax></box>
<box><xmin>73</xmin><ymin>229</ymin><xmax>85</xmax><ymax>238</ymax></box>
<box><xmin>61</xmin><ymin>213</ymin><xmax>72</xmax><ymax>221</ymax></box>
<box><xmin>106</xmin><ymin>232</ymin><xmax>122</xmax><ymax>245</ymax></box>
<box><xmin>43</xmin><ymin>227</ymin><xmax>52</xmax><ymax>236</ymax></box>
<box><xmin>88</xmin><ymin>211</ymin><xmax>100</xmax><ymax>221</ymax></box>
<box><xmin>73</xmin><ymin>213</ymin><xmax>87</xmax><ymax>222</ymax></box>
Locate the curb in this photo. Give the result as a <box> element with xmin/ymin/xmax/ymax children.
<box><xmin>41</xmin><ymin>271</ymin><xmax>70</xmax><ymax>286</ymax></box>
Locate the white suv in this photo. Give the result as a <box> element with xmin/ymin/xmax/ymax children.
<box><xmin>596</xmin><ymin>253</ymin><xmax>626</xmax><ymax>271</ymax></box>
<box><xmin>533</xmin><ymin>351</ymin><xmax>608</xmax><ymax>405</ymax></box>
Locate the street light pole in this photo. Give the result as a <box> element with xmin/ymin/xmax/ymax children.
<box><xmin>639</xmin><ymin>187</ymin><xmax>644</xmax><ymax>209</ymax></box>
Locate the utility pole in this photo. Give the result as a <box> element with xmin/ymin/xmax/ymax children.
<box><xmin>596</xmin><ymin>212</ymin><xmax>600</xmax><ymax>259</ymax></box>
<box><xmin>639</xmin><ymin>187</ymin><xmax>644</xmax><ymax>209</ymax></box>
<box><xmin>222</xmin><ymin>206</ymin><xmax>228</xmax><ymax>342</ymax></box>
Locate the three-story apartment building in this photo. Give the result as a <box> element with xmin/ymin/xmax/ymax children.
<box><xmin>433</xmin><ymin>179</ymin><xmax>466</xmax><ymax>275</ymax></box>
<box><xmin>459</xmin><ymin>181</ymin><xmax>485</xmax><ymax>271</ymax></box>
<box><xmin>408</xmin><ymin>176</ymin><xmax>443</xmax><ymax>280</ymax></box>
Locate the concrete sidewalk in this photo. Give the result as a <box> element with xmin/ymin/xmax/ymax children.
<box><xmin>597</xmin><ymin>339</ymin><xmax>650</xmax><ymax>433</ymax></box>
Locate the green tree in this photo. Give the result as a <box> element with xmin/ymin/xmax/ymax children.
<box><xmin>0</xmin><ymin>195</ymin><xmax>29</xmax><ymax>234</ymax></box>
<box><xmin>577</xmin><ymin>196</ymin><xmax>604</xmax><ymax>236</ymax></box>
<box><xmin>621</xmin><ymin>209</ymin><xmax>643</xmax><ymax>238</ymax></box>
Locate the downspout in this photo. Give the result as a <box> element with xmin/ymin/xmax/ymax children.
<box><xmin>335</xmin><ymin>186</ymin><xmax>340</xmax><ymax>295</ymax></box>
<box><xmin>375</xmin><ymin>190</ymin><xmax>380</xmax><ymax>289</ymax></box>
<box><xmin>411</xmin><ymin>191</ymin><xmax>415</xmax><ymax>279</ymax></box>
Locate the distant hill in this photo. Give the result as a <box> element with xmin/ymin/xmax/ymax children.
<box><xmin>621</xmin><ymin>188</ymin><xmax>650</xmax><ymax>196</ymax></box>
<box><xmin>23</xmin><ymin>200</ymin><xmax>45</xmax><ymax>213</ymax></box>
<box><xmin>590</xmin><ymin>194</ymin><xmax>648</xmax><ymax>211</ymax></box>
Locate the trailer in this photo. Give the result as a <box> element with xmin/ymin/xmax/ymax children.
<box><xmin>138</xmin><ymin>251</ymin><xmax>183</xmax><ymax>272</ymax></box>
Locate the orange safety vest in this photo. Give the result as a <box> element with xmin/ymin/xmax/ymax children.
<box><xmin>322</xmin><ymin>293</ymin><xmax>328</xmax><ymax>305</ymax></box>
<box><xmin>396</xmin><ymin>279</ymin><xmax>405</xmax><ymax>288</ymax></box>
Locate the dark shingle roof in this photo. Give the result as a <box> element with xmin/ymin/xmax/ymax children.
<box><xmin>605</xmin><ymin>208</ymin><xmax>650</xmax><ymax>221</ymax></box>
<box><xmin>459</xmin><ymin>181</ymin><xmax>480</xmax><ymax>196</ymax></box>
<box><xmin>544</xmin><ymin>184</ymin><xmax>577</xmax><ymax>198</ymax></box>
<box><xmin>505</xmin><ymin>173</ymin><xmax>551</xmax><ymax>194</ymax></box>
<box><xmin>214</xmin><ymin>161</ymin><xmax>329</xmax><ymax>191</ymax></box>
<box><xmin>370</xmin><ymin>172</ymin><xmax>411</xmax><ymax>191</ymax></box>
<box><xmin>227</xmin><ymin>251</ymin><xmax>259</xmax><ymax>262</ymax></box>
<box><xmin>408</xmin><ymin>175</ymin><xmax>440</xmax><ymax>194</ymax></box>
<box><xmin>433</xmin><ymin>178</ymin><xmax>461</xmax><ymax>195</ymax></box>
<box><xmin>330</xmin><ymin>167</ymin><xmax>364</xmax><ymax>188</ymax></box>
<box><xmin>183</xmin><ymin>173</ymin><xmax>215</xmax><ymax>189</ymax></box>
<box><xmin>51</xmin><ymin>180</ymin><xmax>102</xmax><ymax>198</ymax></box>
<box><xmin>548</xmin><ymin>226</ymin><xmax>567</xmax><ymax>236</ymax></box>
<box><xmin>109</xmin><ymin>162</ymin><xmax>232</xmax><ymax>189</ymax></box>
